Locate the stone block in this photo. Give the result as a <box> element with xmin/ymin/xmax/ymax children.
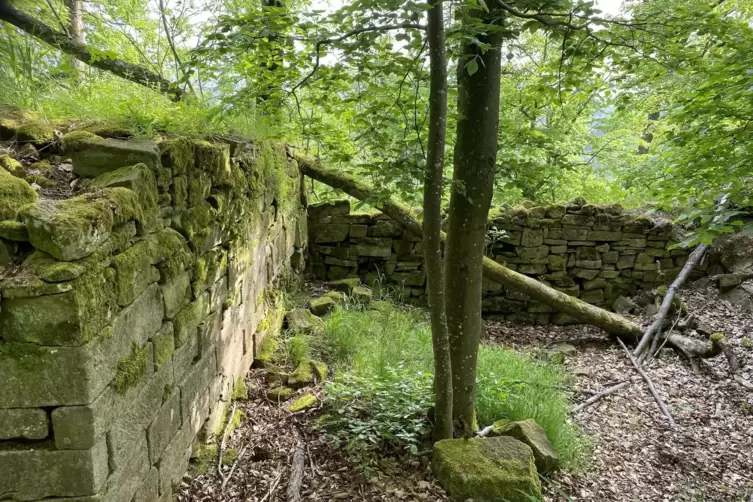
<box><xmin>98</xmin><ymin>436</ymin><xmax>152</xmax><ymax>502</ymax></box>
<box><xmin>64</xmin><ymin>133</ymin><xmax>160</xmax><ymax>177</ymax></box>
<box><xmin>575</xmin><ymin>259</ymin><xmax>602</xmax><ymax>270</ymax></box>
<box><xmin>161</xmin><ymin>270</ymin><xmax>191</xmax><ymax>319</ymax></box>
<box><xmin>547</xmin><ymin>255</ymin><xmax>567</xmax><ymax>272</ymax></box>
<box><xmin>173</xmin><ymin>294</ymin><xmax>206</xmax><ymax>348</ymax></box>
<box><xmin>595</xmin><ymin>243</ymin><xmax>610</xmax><ymax>253</ymax></box>
<box><xmin>368</xmin><ymin>220</ymin><xmax>403</xmax><ymax>237</ymax></box>
<box><xmin>0</xmin><ymin>438</ymin><xmax>109</xmax><ymax>500</ymax></box>
<box><xmin>309</xmin><ymin>200</ymin><xmax>350</xmax><ymax>218</ymax></box>
<box><xmin>108</xmin><ymin>359</ymin><xmax>174</xmax><ymax>471</ymax></box>
<box><xmin>581</xmin><ymin>289</ymin><xmax>605</xmax><ymax>304</ymax></box>
<box><xmin>153</xmin><ymin>323</ymin><xmax>175</xmax><ymax>371</ymax></box>
<box><xmin>353</xmin><ymin>243</ymin><xmax>392</xmax><ymax>257</ymax></box>
<box><xmin>572</xmin><ymin>268</ymin><xmax>599</xmax><ymax>280</ymax></box>
<box><xmin>209</xmin><ymin>276</ymin><xmax>228</xmax><ymax>313</ymax></box>
<box><xmin>576</xmin><ymin>247</ymin><xmax>599</xmax><ymax>261</ymax></box>
<box><xmin>616</xmin><ymin>254</ymin><xmax>635</xmax><ymax>269</ymax></box>
<box><xmin>518</xmin><ymin>264</ymin><xmax>547</xmax><ymax>275</ymax></box>
<box><xmin>310</xmin><ymin>223</ymin><xmax>349</xmax><ymax>243</ymax></box>
<box><xmin>179</xmin><ymin>349</ymin><xmax>217</xmax><ymax>433</ymax></box>
<box><xmin>582</xmin><ymin>278</ymin><xmax>608</xmax><ymax>291</ymax></box>
<box><xmin>147</xmin><ymin>391</ymin><xmax>182</xmax><ymax>465</ymax></box>
<box><xmin>517</xmin><ymin>245</ymin><xmax>549</xmax><ymax>260</ymax></box>
<box><xmin>89</xmin><ymin>163</ymin><xmax>158</xmax><ymax>210</ymax></box>
<box><xmin>482</xmin><ymin>297</ymin><xmax>524</xmax><ymax>314</ymax></box>
<box><xmin>172</xmin><ymin>327</ymin><xmax>199</xmax><ymax>383</ymax></box>
<box><xmin>520</xmin><ymin>228</ymin><xmax>544</xmax><ymax>247</ymax></box>
<box><xmin>562</xmin><ymin>214</ymin><xmax>594</xmax><ymax>226</ymax></box>
<box><xmin>113</xmin><ymin>240</ymin><xmax>160</xmax><ymax>306</ymax></box>
<box><xmin>131</xmin><ymin>467</ymin><xmax>160</xmax><ymax>502</ymax></box>
<box><xmin>157</xmin><ymin>422</ymin><xmax>193</xmax><ymax>496</ymax></box>
<box><xmin>391</xmin><ymin>272</ymin><xmax>425</xmax><ymax>287</ymax></box>
<box><xmin>1</xmin><ymin>284</ymin><xmax>162</xmax><ymax>407</ymax></box>
<box><xmin>549</xmin><ymin>245</ymin><xmax>567</xmax><ymax>254</ymax></box>
<box><xmin>350</xmin><ymin>224</ymin><xmax>368</xmax><ymax>238</ymax></box>
<box><xmin>527</xmin><ymin>301</ymin><xmax>554</xmax><ymax>313</ymax></box>
<box><xmin>619</xmin><ymin>237</ymin><xmax>647</xmax><ymax>248</ymax></box>
<box><xmin>602</xmin><ymin>251</ymin><xmax>618</xmax><ymax>264</ymax></box>
<box><xmin>546</xmin><ymin>228</ymin><xmax>563</xmax><ymax>240</ymax></box>
<box><xmin>598</xmin><ymin>270</ymin><xmax>621</xmax><ymax>279</ymax></box>
<box><xmin>587</xmin><ymin>230</ymin><xmax>622</xmax><ymax>242</ymax></box>
<box><xmin>633</xmin><ymin>262</ymin><xmax>658</xmax><ymax>271</ymax></box>
<box><xmin>0</xmin><ymin>408</ymin><xmax>48</xmax><ymax>440</ymax></box>
<box><xmin>20</xmin><ymin>196</ymin><xmax>114</xmax><ymax>261</ymax></box>
<box><xmin>0</xmin><ymin>266</ymin><xmax>117</xmax><ymax>346</ymax></box>
<box><xmin>562</xmin><ymin>227</ymin><xmax>589</xmax><ymax>241</ymax></box>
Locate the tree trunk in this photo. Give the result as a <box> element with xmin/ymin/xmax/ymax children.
<box><xmin>0</xmin><ymin>3</ymin><xmax>185</xmax><ymax>101</ymax></box>
<box><xmin>65</xmin><ymin>0</ymin><xmax>83</xmax><ymax>71</ymax></box>
<box><xmin>423</xmin><ymin>0</ymin><xmax>452</xmax><ymax>441</ymax></box>
<box><xmin>444</xmin><ymin>10</ymin><xmax>504</xmax><ymax>435</ymax></box>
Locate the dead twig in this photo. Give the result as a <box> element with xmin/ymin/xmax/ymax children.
<box><xmin>475</xmin><ymin>425</ymin><xmax>495</xmax><ymax>437</ymax></box>
<box><xmin>571</xmin><ymin>376</ymin><xmax>642</xmax><ymax>414</ymax></box>
<box><xmin>619</xmin><ymin>338</ymin><xmax>677</xmax><ymax>428</ymax></box>
<box><xmin>260</xmin><ymin>470</ymin><xmax>284</xmax><ymax>502</ymax></box>
<box><xmin>221</xmin><ymin>444</ymin><xmax>248</xmax><ymax>491</ymax></box>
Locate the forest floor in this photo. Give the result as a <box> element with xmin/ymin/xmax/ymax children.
<box><xmin>177</xmin><ymin>283</ymin><xmax>753</xmax><ymax>502</ymax></box>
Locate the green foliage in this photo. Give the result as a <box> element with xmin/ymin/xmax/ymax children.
<box><xmin>317</xmin><ymin>365</ymin><xmax>434</xmax><ymax>467</ymax></box>
<box><xmin>312</xmin><ymin>302</ymin><xmax>588</xmax><ymax>471</ymax></box>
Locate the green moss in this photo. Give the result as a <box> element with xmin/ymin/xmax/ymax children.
<box><xmin>146</xmin><ymin>228</ymin><xmax>193</xmax><ymax>280</ymax></box>
<box><xmin>0</xmin><ymin>220</ymin><xmax>29</xmax><ymax>241</ymax></box>
<box><xmin>0</xmin><ymin>154</ymin><xmax>23</xmax><ymax>175</ymax></box>
<box><xmin>30</xmin><ymin>160</ymin><xmax>54</xmax><ymax>173</ymax></box>
<box><xmin>173</xmin><ymin>296</ymin><xmax>206</xmax><ymax>347</ymax></box>
<box><xmin>195</xmin><ymin>140</ymin><xmax>232</xmax><ymax>186</ymax></box>
<box><xmin>112</xmin><ymin>239</ymin><xmax>158</xmax><ymax>305</ymax></box>
<box><xmin>232</xmin><ymin>378</ymin><xmax>248</xmax><ymax>400</ymax></box>
<box><xmin>159</xmin><ymin>137</ymin><xmax>195</xmax><ymax>175</ymax></box>
<box><xmin>16</xmin><ymin>121</ymin><xmax>54</xmax><ymax>145</ymax></box>
<box><xmin>256</xmin><ymin>332</ymin><xmax>278</xmax><ymax>365</ymax></box>
<box><xmin>710</xmin><ymin>332</ymin><xmax>725</xmax><ymax>343</ymax></box>
<box><xmin>173</xmin><ymin>202</ymin><xmax>216</xmax><ymax>240</ymax></box>
<box><xmin>113</xmin><ymin>341</ymin><xmax>149</xmax><ymax>394</ymax></box>
<box><xmin>191</xmin><ymin>444</ymin><xmax>219</xmax><ymax>476</ymax></box>
<box><xmin>0</xmin><ymin>104</ymin><xmax>34</xmax><ymax>139</ymax></box>
<box><xmin>72</xmin><ymin>266</ymin><xmax>118</xmax><ymax>344</ymax></box>
<box><xmin>98</xmin><ymin>187</ymin><xmax>144</xmax><ymax>225</ymax></box>
<box><xmin>24</xmin><ymin>250</ymin><xmax>87</xmax><ymax>282</ymax></box>
<box><xmin>0</xmin><ymin>169</ymin><xmax>37</xmax><ymax>221</ymax></box>
<box><xmin>24</xmin><ymin>174</ymin><xmax>57</xmax><ymax>188</ymax></box>
<box><xmin>266</xmin><ymin>386</ymin><xmax>294</xmax><ymax>401</ymax></box>
<box><xmin>82</xmin><ymin>123</ymin><xmax>134</xmax><ymax>139</ymax></box>
<box><xmin>222</xmin><ymin>448</ymin><xmax>240</xmax><ymax>465</ymax></box>
<box><xmin>61</xmin><ymin>130</ymin><xmax>103</xmax><ymax>151</ymax></box>
<box><xmin>288</xmin><ymin>393</ymin><xmax>318</xmax><ymax>412</ymax></box>
<box><xmin>90</xmin><ymin>163</ymin><xmax>158</xmax><ymax>209</ymax></box>
<box><xmin>153</xmin><ymin>323</ymin><xmax>175</xmax><ymax>370</ymax></box>
<box><xmin>217</xmin><ymin>407</ymin><xmax>245</xmax><ymax>438</ymax></box>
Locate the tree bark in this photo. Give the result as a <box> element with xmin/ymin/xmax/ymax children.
<box><xmin>423</xmin><ymin>0</ymin><xmax>453</xmax><ymax>441</ymax></box>
<box><xmin>286</xmin><ymin>444</ymin><xmax>305</xmax><ymax>502</ymax></box>
<box><xmin>64</xmin><ymin>0</ymin><xmax>83</xmax><ymax>71</ymax></box>
<box><xmin>444</xmin><ymin>10</ymin><xmax>504</xmax><ymax>435</ymax></box>
<box><xmin>0</xmin><ymin>3</ymin><xmax>185</xmax><ymax>101</ymax></box>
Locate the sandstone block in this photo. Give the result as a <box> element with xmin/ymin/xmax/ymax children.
<box><xmin>63</xmin><ymin>133</ymin><xmax>160</xmax><ymax>177</ymax></box>
<box><xmin>0</xmin><ymin>408</ymin><xmax>48</xmax><ymax>440</ymax></box>
<box><xmin>147</xmin><ymin>391</ymin><xmax>182</xmax><ymax>465</ymax></box>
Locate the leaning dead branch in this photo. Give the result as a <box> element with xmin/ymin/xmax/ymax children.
<box><xmin>619</xmin><ymin>339</ymin><xmax>677</xmax><ymax>428</ymax></box>
<box><xmin>221</xmin><ymin>444</ymin><xmax>248</xmax><ymax>491</ymax></box>
<box><xmin>634</xmin><ymin>244</ymin><xmax>709</xmax><ymax>361</ymax></box>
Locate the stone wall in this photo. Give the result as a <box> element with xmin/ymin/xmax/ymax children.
<box><xmin>307</xmin><ymin>199</ymin><xmax>705</xmax><ymax>323</ymax></box>
<box><xmin>0</xmin><ymin>130</ymin><xmax>306</xmax><ymax>501</ymax></box>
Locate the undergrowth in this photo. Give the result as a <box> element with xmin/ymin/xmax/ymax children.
<box><xmin>310</xmin><ymin>301</ymin><xmax>590</xmax><ymax>472</ymax></box>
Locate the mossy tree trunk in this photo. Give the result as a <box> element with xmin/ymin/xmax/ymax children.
<box><xmin>444</xmin><ymin>9</ymin><xmax>504</xmax><ymax>436</ymax></box>
<box><xmin>423</xmin><ymin>0</ymin><xmax>453</xmax><ymax>442</ymax></box>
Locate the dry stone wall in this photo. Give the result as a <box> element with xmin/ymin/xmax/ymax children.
<box><xmin>307</xmin><ymin>199</ymin><xmax>707</xmax><ymax>323</ymax></box>
<box><xmin>0</xmin><ymin>130</ymin><xmax>306</xmax><ymax>501</ymax></box>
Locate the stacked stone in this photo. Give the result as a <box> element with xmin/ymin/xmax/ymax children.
<box><xmin>0</xmin><ymin>132</ymin><xmax>306</xmax><ymax>501</ymax></box>
<box><xmin>307</xmin><ymin>198</ymin><xmax>698</xmax><ymax>322</ymax></box>
<box><xmin>307</xmin><ymin>200</ymin><xmax>426</xmax><ymax>299</ymax></box>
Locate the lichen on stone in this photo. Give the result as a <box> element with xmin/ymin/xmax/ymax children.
<box><xmin>113</xmin><ymin>341</ymin><xmax>149</xmax><ymax>394</ymax></box>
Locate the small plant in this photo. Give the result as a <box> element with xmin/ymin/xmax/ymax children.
<box><xmin>316</xmin><ymin>364</ymin><xmax>433</xmax><ymax>469</ymax></box>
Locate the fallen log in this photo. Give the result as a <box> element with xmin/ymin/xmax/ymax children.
<box><xmin>294</xmin><ymin>154</ymin><xmax>734</xmax><ymax>363</ymax></box>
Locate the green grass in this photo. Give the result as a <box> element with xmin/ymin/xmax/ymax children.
<box><xmin>311</xmin><ymin>302</ymin><xmax>590</xmax><ymax>471</ymax></box>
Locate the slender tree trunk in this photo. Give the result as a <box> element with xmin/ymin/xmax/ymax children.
<box><xmin>423</xmin><ymin>0</ymin><xmax>452</xmax><ymax>441</ymax></box>
<box><xmin>65</xmin><ymin>0</ymin><xmax>83</xmax><ymax>72</ymax></box>
<box><xmin>444</xmin><ymin>11</ymin><xmax>504</xmax><ymax>435</ymax></box>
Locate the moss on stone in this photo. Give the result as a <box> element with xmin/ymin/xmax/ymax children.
<box><xmin>710</xmin><ymin>332</ymin><xmax>725</xmax><ymax>343</ymax></box>
<box><xmin>159</xmin><ymin>137</ymin><xmax>195</xmax><ymax>176</ymax></box>
<box><xmin>25</xmin><ymin>173</ymin><xmax>57</xmax><ymax>188</ymax></box>
<box><xmin>217</xmin><ymin>407</ymin><xmax>245</xmax><ymax>437</ymax></box>
<box><xmin>173</xmin><ymin>202</ymin><xmax>216</xmax><ymax>241</ymax></box>
<box><xmin>0</xmin><ymin>169</ymin><xmax>37</xmax><ymax>221</ymax></box>
<box><xmin>288</xmin><ymin>359</ymin><xmax>328</xmax><ymax>388</ymax></box>
<box><xmin>112</xmin><ymin>239</ymin><xmax>159</xmax><ymax>305</ymax></box>
<box><xmin>16</xmin><ymin>121</ymin><xmax>55</xmax><ymax>145</ymax></box>
<box><xmin>0</xmin><ymin>154</ymin><xmax>23</xmax><ymax>175</ymax></box>
<box><xmin>147</xmin><ymin>228</ymin><xmax>194</xmax><ymax>280</ymax></box>
<box><xmin>98</xmin><ymin>187</ymin><xmax>144</xmax><ymax>226</ymax></box>
<box><xmin>195</xmin><ymin>140</ymin><xmax>232</xmax><ymax>185</ymax></box>
<box><xmin>0</xmin><ymin>220</ymin><xmax>29</xmax><ymax>241</ymax></box>
<box><xmin>61</xmin><ymin>130</ymin><xmax>103</xmax><ymax>151</ymax></box>
<box><xmin>232</xmin><ymin>378</ymin><xmax>248</xmax><ymax>400</ymax></box>
<box><xmin>266</xmin><ymin>386</ymin><xmax>294</xmax><ymax>401</ymax></box>
<box><xmin>163</xmin><ymin>384</ymin><xmax>174</xmax><ymax>403</ymax></box>
<box><xmin>191</xmin><ymin>444</ymin><xmax>219</xmax><ymax>476</ymax></box>
<box><xmin>287</xmin><ymin>393</ymin><xmax>317</xmax><ymax>412</ymax></box>
<box><xmin>153</xmin><ymin>323</ymin><xmax>175</xmax><ymax>371</ymax></box>
<box><xmin>90</xmin><ymin>163</ymin><xmax>158</xmax><ymax>209</ymax></box>
<box><xmin>256</xmin><ymin>332</ymin><xmax>278</xmax><ymax>366</ymax></box>
<box><xmin>222</xmin><ymin>448</ymin><xmax>239</xmax><ymax>465</ymax></box>
<box><xmin>82</xmin><ymin>123</ymin><xmax>134</xmax><ymax>139</ymax></box>
<box><xmin>0</xmin><ymin>104</ymin><xmax>34</xmax><ymax>139</ymax></box>
<box><xmin>113</xmin><ymin>341</ymin><xmax>149</xmax><ymax>394</ymax></box>
<box><xmin>24</xmin><ymin>250</ymin><xmax>86</xmax><ymax>282</ymax></box>
<box><xmin>20</xmin><ymin>194</ymin><xmax>115</xmax><ymax>261</ymax></box>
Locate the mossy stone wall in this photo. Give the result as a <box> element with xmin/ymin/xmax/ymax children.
<box><xmin>307</xmin><ymin>199</ymin><xmax>715</xmax><ymax>323</ymax></box>
<box><xmin>0</xmin><ymin>133</ymin><xmax>306</xmax><ymax>501</ymax></box>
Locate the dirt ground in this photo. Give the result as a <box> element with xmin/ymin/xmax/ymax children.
<box><xmin>178</xmin><ymin>284</ymin><xmax>753</xmax><ymax>502</ymax></box>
